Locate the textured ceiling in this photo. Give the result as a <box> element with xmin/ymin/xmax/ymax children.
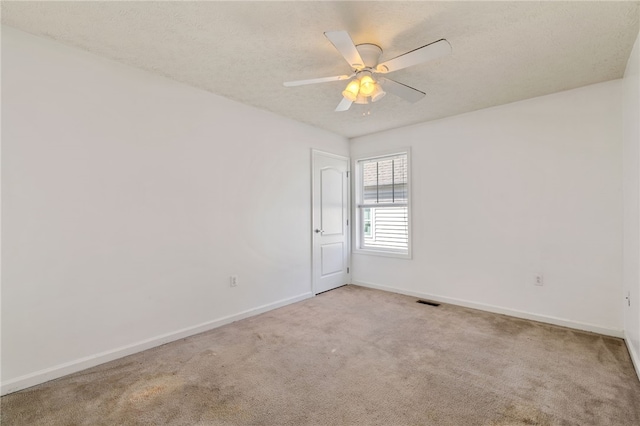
<box><xmin>2</xmin><ymin>1</ymin><xmax>639</xmax><ymax>138</ymax></box>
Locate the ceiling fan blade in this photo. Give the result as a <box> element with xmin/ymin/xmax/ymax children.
<box><xmin>335</xmin><ymin>97</ymin><xmax>353</xmax><ymax>112</ymax></box>
<box><xmin>283</xmin><ymin>74</ymin><xmax>352</xmax><ymax>87</ymax></box>
<box><xmin>378</xmin><ymin>77</ymin><xmax>425</xmax><ymax>103</ymax></box>
<box><xmin>376</xmin><ymin>39</ymin><xmax>451</xmax><ymax>73</ymax></box>
<box><xmin>324</xmin><ymin>31</ymin><xmax>365</xmax><ymax>70</ymax></box>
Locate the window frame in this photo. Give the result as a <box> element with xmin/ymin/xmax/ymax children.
<box><xmin>353</xmin><ymin>148</ymin><xmax>412</xmax><ymax>259</ymax></box>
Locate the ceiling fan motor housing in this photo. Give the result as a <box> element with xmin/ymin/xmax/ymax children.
<box><xmin>355</xmin><ymin>43</ymin><xmax>383</xmax><ymax>69</ymax></box>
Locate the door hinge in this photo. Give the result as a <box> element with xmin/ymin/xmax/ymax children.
<box><xmin>346</xmin><ymin>171</ymin><xmax>350</xmax><ymax>178</ymax></box>
<box><xmin>346</xmin><ymin>219</ymin><xmax>349</xmax><ymax>226</ymax></box>
<box><xmin>347</xmin><ymin>267</ymin><xmax>350</xmax><ymax>273</ymax></box>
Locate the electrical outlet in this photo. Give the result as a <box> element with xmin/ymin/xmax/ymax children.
<box><xmin>230</xmin><ymin>275</ymin><xmax>238</xmax><ymax>287</ymax></box>
<box><xmin>534</xmin><ymin>275</ymin><xmax>544</xmax><ymax>286</ymax></box>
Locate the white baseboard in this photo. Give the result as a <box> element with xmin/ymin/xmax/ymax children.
<box><xmin>624</xmin><ymin>330</ymin><xmax>640</xmax><ymax>382</ymax></box>
<box><xmin>351</xmin><ymin>280</ymin><xmax>624</xmax><ymax>338</ymax></box>
<box><xmin>1</xmin><ymin>292</ymin><xmax>313</xmax><ymax>396</ymax></box>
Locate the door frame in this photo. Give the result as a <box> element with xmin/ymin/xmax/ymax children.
<box><xmin>311</xmin><ymin>149</ymin><xmax>351</xmax><ymax>295</ymax></box>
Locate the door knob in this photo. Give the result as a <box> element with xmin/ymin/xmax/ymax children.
<box><xmin>314</xmin><ymin>229</ymin><xmax>324</xmax><ymax>234</ymax></box>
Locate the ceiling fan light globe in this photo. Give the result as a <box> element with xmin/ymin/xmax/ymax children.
<box><xmin>342</xmin><ymin>91</ymin><xmax>357</xmax><ymax>102</ymax></box>
<box><xmin>342</xmin><ymin>80</ymin><xmax>360</xmax><ymax>101</ymax></box>
<box><xmin>354</xmin><ymin>94</ymin><xmax>369</xmax><ymax>105</ymax></box>
<box><xmin>359</xmin><ymin>75</ymin><xmax>376</xmax><ymax>96</ymax></box>
<box><xmin>371</xmin><ymin>85</ymin><xmax>386</xmax><ymax>102</ymax></box>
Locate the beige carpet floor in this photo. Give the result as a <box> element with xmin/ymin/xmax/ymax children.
<box><xmin>2</xmin><ymin>285</ymin><xmax>640</xmax><ymax>425</ymax></box>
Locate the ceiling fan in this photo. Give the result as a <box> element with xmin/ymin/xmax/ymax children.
<box><xmin>283</xmin><ymin>30</ymin><xmax>452</xmax><ymax>112</ymax></box>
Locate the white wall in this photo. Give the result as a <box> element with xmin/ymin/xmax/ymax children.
<box><xmin>623</xmin><ymin>30</ymin><xmax>640</xmax><ymax>378</ymax></box>
<box><xmin>1</xmin><ymin>26</ymin><xmax>348</xmax><ymax>394</ymax></box>
<box><xmin>351</xmin><ymin>80</ymin><xmax>623</xmax><ymax>336</ymax></box>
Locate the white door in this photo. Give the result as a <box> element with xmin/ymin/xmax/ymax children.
<box><xmin>312</xmin><ymin>150</ymin><xmax>350</xmax><ymax>294</ymax></box>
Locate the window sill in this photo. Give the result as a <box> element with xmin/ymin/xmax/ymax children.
<box><xmin>353</xmin><ymin>248</ymin><xmax>412</xmax><ymax>260</ymax></box>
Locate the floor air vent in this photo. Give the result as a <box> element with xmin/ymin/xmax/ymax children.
<box><xmin>417</xmin><ymin>300</ymin><xmax>440</xmax><ymax>307</ymax></box>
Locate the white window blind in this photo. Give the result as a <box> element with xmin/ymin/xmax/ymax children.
<box><xmin>357</xmin><ymin>153</ymin><xmax>409</xmax><ymax>254</ymax></box>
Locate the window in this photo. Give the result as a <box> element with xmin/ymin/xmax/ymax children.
<box><xmin>355</xmin><ymin>151</ymin><xmax>410</xmax><ymax>257</ymax></box>
<box><xmin>363</xmin><ymin>208</ymin><xmax>373</xmax><ymax>238</ymax></box>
